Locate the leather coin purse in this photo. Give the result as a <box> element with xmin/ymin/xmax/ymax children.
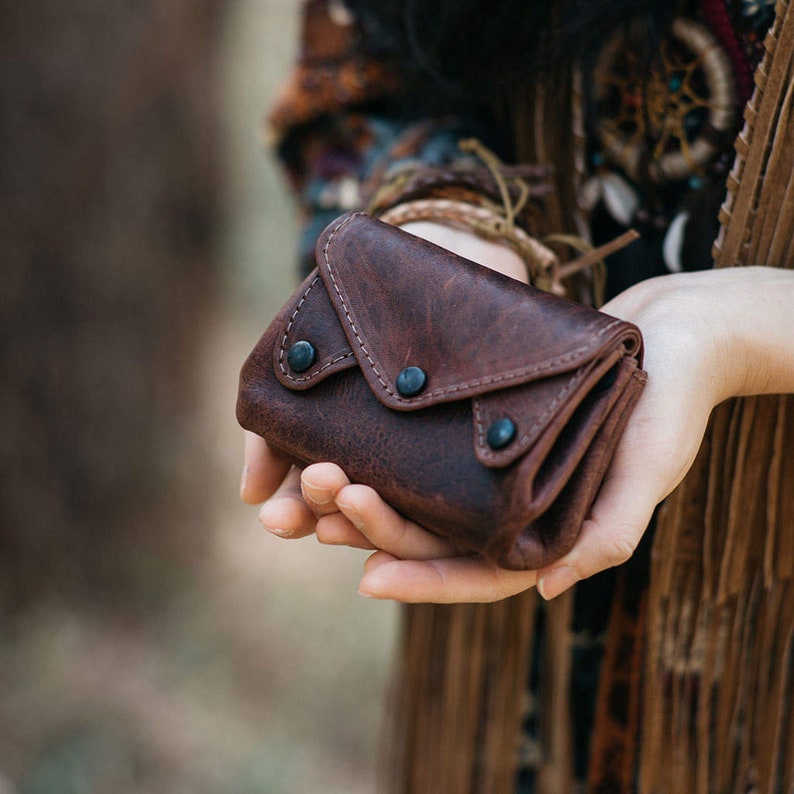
<box><xmin>237</xmin><ymin>212</ymin><xmax>647</xmax><ymax>570</ymax></box>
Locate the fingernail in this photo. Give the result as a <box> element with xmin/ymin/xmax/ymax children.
<box><xmin>269</xmin><ymin>527</ymin><xmax>294</xmax><ymax>538</ymax></box>
<box><xmin>260</xmin><ymin>519</ymin><xmax>294</xmax><ymax>538</ymax></box>
<box><xmin>358</xmin><ymin>580</ymin><xmax>384</xmax><ymax>599</ymax></box>
<box><xmin>537</xmin><ymin>565</ymin><xmax>579</xmax><ymax>600</ymax></box>
<box><xmin>239</xmin><ymin>464</ymin><xmax>249</xmax><ymax>499</ymax></box>
<box><xmin>258</xmin><ymin>503</ymin><xmax>293</xmax><ymax>537</ymax></box>
<box><xmin>302</xmin><ymin>480</ymin><xmax>332</xmax><ymax>507</ymax></box>
<box><xmin>358</xmin><ymin>569</ymin><xmax>384</xmax><ymax>597</ymax></box>
<box><xmin>337</xmin><ymin>502</ymin><xmax>364</xmax><ymax>531</ymax></box>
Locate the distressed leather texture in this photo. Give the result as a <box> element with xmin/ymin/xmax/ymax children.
<box><xmin>237</xmin><ymin>212</ymin><xmax>647</xmax><ymax>570</ymax></box>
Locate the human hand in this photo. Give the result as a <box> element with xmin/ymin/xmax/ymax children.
<box><xmin>240</xmin><ymin>221</ymin><xmax>538</xmax><ymax>602</ymax></box>
<box><xmin>535</xmin><ymin>265</ymin><xmax>794</xmax><ymax>598</ymax></box>
<box><xmin>241</xmin><ymin>268</ymin><xmax>717</xmax><ymax>602</ymax></box>
<box><xmin>242</xmin><ymin>229</ymin><xmax>794</xmax><ymax>603</ymax></box>
<box><xmin>241</xmin><ymin>432</ymin><xmax>539</xmax><ymax>602</ymax></box>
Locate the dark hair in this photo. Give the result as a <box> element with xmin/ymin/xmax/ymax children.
<box><xmin>349</xmin><ymin>0</ymin><xmax>675</xmax><ymax>100</ymax></box>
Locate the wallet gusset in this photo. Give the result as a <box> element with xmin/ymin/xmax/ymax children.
<box><xmin>237</xmin><ymin>212</ymin><xmax>646</xmax><ymax>570</ymax></box>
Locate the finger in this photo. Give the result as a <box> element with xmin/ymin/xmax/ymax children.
<box><xmin>316</xmin><ymin>512</ymin><xmax>377</xmax><ymax>550</ymax></box>
<box><xmin>358</xmin><ymin>555</ymin><xmax>537</xmax><ymax>603</ymax></box>
<box><xmin>335</xmin><ymin>484</ymin><xmax>459</xmax><ymax>561</ymax></box>
<box><xmin>535</xmin><ymin>465</ymin><xmax>659</xmax><ymax>601</ymax></box>
<box><xmin>300</xmin><ymin>463</ymin><xmax>352</xmax><ymax>518</ymax></box>
<box><xmin>258</xmin><ymin>467</ymin><xmax>317</xmax><ymax>539</ymax></box>
<box><xmin>534</xmin><ymin>373</ymin><xmax>708</xmax><ymax>601</ymax></box>
<box><xmin>363</xmin><ymin>550</ymin><xmax>399</xmax><ymax>573</ymax></box>
<box><xmin>241</xmin><ymin>432</ymin><xmax>291</xmax><ymax>504</ymax></box>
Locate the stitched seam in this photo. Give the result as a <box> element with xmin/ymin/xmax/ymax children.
<box><xmin>473</xmin><ymin>398</ymin><xmax>487</xmax><ymax>452</ymax></box>
<box><xmin>281</xmin><ymin>352</ymin><xmax>356</xmax><ymax>384</ymax></box>
<box><xmin>322</xmin><ymin>212</ymin><xmax>625</xmax><ymax>405</ymax></box>
<box><xmin>523</xmin><ymin>369</ymin><xmax>585</xmax><ymax>440</ymax></box>
<box><xmin>474</xmin><ymin>367</ymin><xmax>585</xmax><ymax>462</ymax></box>
<box><xmin>278</xmin><ymin>275</ymin><xmax>321</xmax><ymax>378</ymax></box>
<box><xmin>322</xmin><ymin>214</ymin><xmax>398</xmax><ymax>397</ymax></box>
<box><xmin>277</xmin><ymin>272</ymin><xmax>357</xmax><ymax>383</ymax></box>
<box><xmin>421</xmin><ymin>351</ymin><xmax>587</xmax><ymax>398</ymax></box>
<box><xmin>432</xmin><ymin>319</ymin><xmax>621</xmax><ymax>399</ymax></box>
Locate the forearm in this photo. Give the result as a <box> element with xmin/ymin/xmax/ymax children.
<box><xmin>604</xmin><ymin>267</ymin><xmax>794</xmax><ymax>434</ymax></box>
<box><xmin>718</xmin><ymin>267</ymin><xmax>794</xmax><ymax>397</ymax></box>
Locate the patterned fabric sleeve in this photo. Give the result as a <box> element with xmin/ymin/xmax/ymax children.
<box><xmin>267</xmin><ymin>0</ymin><xmax>496</xmax><ymax>275</ymax></box>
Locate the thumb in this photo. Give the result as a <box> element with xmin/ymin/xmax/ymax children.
<box><xmin>240</xmin><ymin>431</ymin><xmax>291</xmax><ymax>504</ymax></box>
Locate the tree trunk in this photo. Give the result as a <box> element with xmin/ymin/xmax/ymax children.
<box><xmin>0</xmin><ymin>0</ymin><xmax>222</xmax><ymax>609</ymax></box>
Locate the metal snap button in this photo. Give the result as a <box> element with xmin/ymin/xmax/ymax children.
<box><xmin>487</xmin><ymin>418</ymin><xmax>517</xmax><ymax>450</ymax></box>
<box><xmin>396</xmin><ymin>366</ymin><xmax>427</xmax><ymax>397</ymax></box>
<box><xmin>287</xmin><ymin>340</ymin><xmax>316</xmax><ymax>373</ymax></box>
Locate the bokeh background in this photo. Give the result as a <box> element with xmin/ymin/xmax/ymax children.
<box><xmin>1</xmin><ymin>1</ymin><xmax>398</xmax><ymax>791</ymax></box>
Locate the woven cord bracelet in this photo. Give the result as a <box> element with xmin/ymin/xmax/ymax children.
<box><xmin>378</xmin><ymin>198</ymin><xmax>561</xmax><ymax>290</ymax></box>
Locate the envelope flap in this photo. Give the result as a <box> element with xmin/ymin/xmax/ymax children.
<box><xmin>315</xmin><ymin>212</ymin><xmax>641</xmax><ymax>412</ymax></box>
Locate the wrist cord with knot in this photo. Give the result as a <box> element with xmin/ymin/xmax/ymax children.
<box><xmin>372</xmin><ymin>137</ymin><xmax>638</xmax><ymax>307</ymax></box>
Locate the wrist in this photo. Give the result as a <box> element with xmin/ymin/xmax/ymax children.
<box><xmin>601</xmin><ymin>267</ymin><xmax>794</xmax><ymax>413</ymax></box>
<box><xmin>715</xmin><ymin>266</ymin><xmax>794</xmax><ymax>398</ymax></box>
<box><xmin>627</xmin><ymin>267</ymin><xmax>794</xmax><ymax>405</ymax></box>
<box><xmin>398</xmin><ymin>220</ymin><xmax>530</xmax><ymax>283</ymax></box>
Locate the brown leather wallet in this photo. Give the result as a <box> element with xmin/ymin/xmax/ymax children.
<box><xmin>237</xmin><ymin>212</ymin><xmax>647</xmax><ymax>570</ymax></box>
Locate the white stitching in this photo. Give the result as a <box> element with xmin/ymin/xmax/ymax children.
<box><xmin>322</xmin><ymin>214</ymin><xmax>397</xmax><ymax>396</ymax></box>
<box><xmin>282</xmin><ymin>352</ymin><xmax>356</xmax><ymax>383</ymax></box>
<box><xmin>473</xmin><ymin>398</ymin><xmax>487</xmax><ymax>450</ymax></box>
<box><xmin>521</xmin><ymin>369</ymin><xmax>584</xmax><ymax>440</ymax></box>
<box><xmin>321</xmin><ymin>212</ymin><xmax>627</xmax><ymax>406</ymax></box>
<box><xmin>277</xmin><ymin>273</ymin><xmax>356</xmax><ymax>383</ymax></box>
<box><xmin>278</xmin><ymin>275</ymin><xmax>320</xmax><ymax>377</ymax></box>
<box><xmin>474</xmin><ymin>367</ymin><xmax>585</xmax><ymax>462</ymax></box>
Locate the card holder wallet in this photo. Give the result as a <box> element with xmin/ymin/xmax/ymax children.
<box><xmin>237</xmin><ymin>211</ymin><xmax>647</xmax><ymax>570</ymax></box>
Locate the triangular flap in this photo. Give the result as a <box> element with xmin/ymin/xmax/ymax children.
<box><xmin>315</xmin><ymin>212</ymin><xmax>640</xmax><ymax>411</ymax></box>
<box><xmin>273</xmin><ymin>272</ymin><xmax>357</xmax><ymax>392</ymax></box>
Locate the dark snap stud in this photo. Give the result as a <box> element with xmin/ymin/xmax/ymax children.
<box><xmin>287</xmin><ymin>340</ymin><xmax>316</xmax><ymax>373</ymax></box>
<box><xmin>396</xmin><ymin>366</ymin><xmax>427</xmax><ymax>397</ymax></box>
<box><xmin>487</xmin><ymin>418</ymin><xmax>517</xmax><ymax>450</ymax></box>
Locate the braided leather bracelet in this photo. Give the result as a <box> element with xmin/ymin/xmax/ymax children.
<box><xmin>378</xmin><ymin>198</ymin><xmax>561</xmax><ymax>289</ymax></box>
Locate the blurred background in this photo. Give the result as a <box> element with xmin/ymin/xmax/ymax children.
<box><xmin>0</xmin><ymin>1</ymin><xmax>398</xmax><ymax>791</ymax></box>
